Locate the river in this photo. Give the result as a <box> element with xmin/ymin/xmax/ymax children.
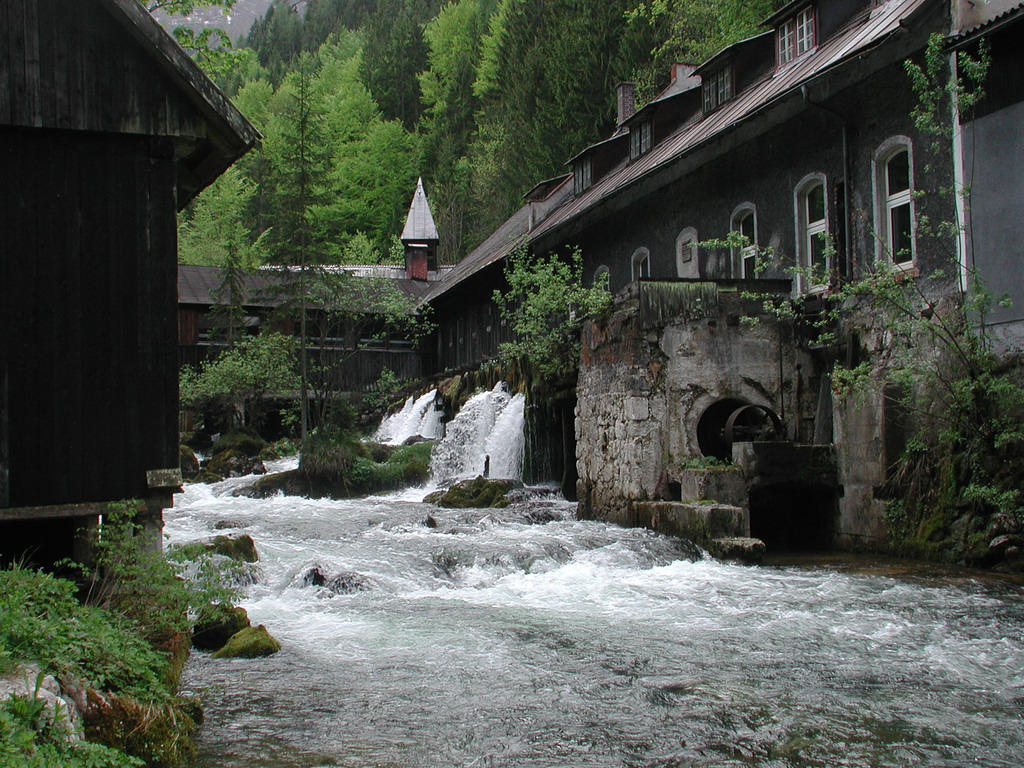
<box><xmin>167</xmin><ymin>460</ymin><xmax>1024</xmax><ymax>768</ymax></box>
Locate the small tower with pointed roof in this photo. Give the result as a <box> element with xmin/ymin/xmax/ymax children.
<box><xmin>401</xmin><ymin>177</ymin><xmax>439</xmax><ymax>281</ymax></box>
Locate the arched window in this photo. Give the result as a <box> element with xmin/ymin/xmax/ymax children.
<box><xmin>593</xmin><ymin>265</ymin><xmax>610</xmax><ymax>289</ymax></box>
<box><xmin>874</xmin><ymin>137</ymin><xmax>915</xmax><ymax>267</ymax></box>
<box><xmin>676</xmin><ymin>227</ymin><xmax>699</xmax><ymax>278</ymax></box>
<box><xmin>795</xmin><ymin>173</ymin><xmax>828</xmax><ymax>290</ymax></box>
<box><xmin>631</xmin><ymin>248</ymin><xmax>650</xmax><ymax>282</ymax></box>
<box><xmin>730</xmin><ymin>203</ymin><xmax>757</xmax><ymax>278</ymax></box>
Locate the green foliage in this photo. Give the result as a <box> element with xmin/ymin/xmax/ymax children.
<box><xmin>180</xmin><ymin>332</ymin><xmax>300</xmax><ymax>429</ymax></box>
<box><xmin>493</xmin><ymin>245</ymin><xmax>613</xmax><ymax>381</ymax></box>
<box><xmin>624</xmin><ymin>0</ymin><xmax>782</xmax><ymax>100</ymax></box>
<box><xmin>362</xmin><ymin>368</ymin><xmax>405</xmax><ymax>413</ymax></box>
<box><xmin>0</xmin><ymin>565</ymin><xmax>170</xmax><ymax>701</ymax></box>
<box><xmin>1</xmin><ymin>689</ymin><xmax>143</xmax><ymax>767</ymax></box>
<box><xmin>299</xmin><ymin>426</ymin><xmax>433</xmax><ymax>492</ymax></box>
<box><xmin>77</xmin><ymin>502</ymin><xmax>191</xmax><ymax>652</ymax></box>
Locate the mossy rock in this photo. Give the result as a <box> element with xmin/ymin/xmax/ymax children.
<box><xmin>179</xmin><ymin>445</ymin><xmax>200</xmax><ymax>480</ymax></box>
<box><xmin>85</xmin><ymin>690</ymin><xmax>199</xmax><ymax>768</ymax></box>
<box><xmin>158</xmin><ymin>629</ymin><xmax>192</xmax><ymax>688</ymax></box>
<box><xmin>208</xmin><ymin>534</ymin><xmax>259</xmax><ymax>563</ymax></box>
<box><xmin>204</xmin><ymin>449</ymin><xmax>266</xmax><ymax>479</ymax></box>
<box><xmin>210</xmin><ymin>430</ymin><xmax>265</xmax><ymax>458</ymax></box>
<box><xmin>192</xmin><ymin>604</ymin><xmax>251</xmax><ymax>652</ymax></box>
<box><xmin>212</xmin><ymin>624</ymin><xmax>281</xmax><ymax>659</ymax></box>
<box><xmin>425</xmin><ymin>476</ymin><xmax>524</xmax><ymax>508</ymax></box>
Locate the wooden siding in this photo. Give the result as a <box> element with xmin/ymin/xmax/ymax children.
<box><xmin>0</xmin><ymin>127</ymin><xmax>178</xmax><ymax>507</ymax></box>
<box><xmin>0</xmin><ymin>0</ymin><xmax>213</xmax><ymax>140</ymax></box>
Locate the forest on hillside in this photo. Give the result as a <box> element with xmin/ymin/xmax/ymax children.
<box><xmin>176</xmin><ymin>0</ymin><xmax>784</xmax><ymax>269</ymax></box>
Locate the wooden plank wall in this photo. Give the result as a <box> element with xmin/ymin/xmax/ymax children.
<box><xmin>0</xmin><ymin>0</ymin><xmax>208</xmax><ymax>139</ymax></box>
<box><xmin>0</xmin><ymin>127</ymin><xmax>178</xmax><ymax>507</ymax></box>
<box><xmin>434</xmin><ymin>295</ymin><xmax>512</xmax><ymax>373</ymax></box>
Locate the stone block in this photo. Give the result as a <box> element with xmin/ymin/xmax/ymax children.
<box><xmin>634</xmin><ymin>501</ymin><xmax>749</xmax><ymax>543</ymax></box>
<box><xmin>677</xmin><ymin>467</ymin><xmax>746</xmax><ymax>506</ymax></box>
<box><xmin>625</xmin><ymin>396</ymin><xmax>649</xmax><ymax>421</ymax></box>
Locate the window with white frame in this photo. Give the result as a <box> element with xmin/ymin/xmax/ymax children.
<box><xmin>874</xmin><ymin>139</ymin><xmax>914</xmax><ymax>266</ymax></box>
<box><xmin>630</xmin><ymin>119</ymin><xmax>652</xmax><ymax>160</ymax></box>
<box><xmin>795</xmin><ymin>174</ymin><xmax>829</xmax><ymax>289</ymax></box>
<box><xmin>573</xmin><ymin>156</ymin><xmax>592</xmax><ymax>194</ymax></box>
<box><xmin>702</xmin><ymin>66</ymin><xmax>733</xmax><ymax>112</ymax></box>
<box><xmin>676</xmin><ymin>227</ymin><xmax>699</xmax><ymax>278</ymax></box>
<box><xmin>778</xmin><ymin>7</ymin><xmax>816</xmax><ymax>65</ymax></box>
<box><xmin>731</xmin><ymin>205</ymin><xmax>758</xmax><ymax>278</ymax></box>
<box><xmin>631</xmin><ymin>248</ymin><xmax>651</xmax><ymax>282</ymax></box>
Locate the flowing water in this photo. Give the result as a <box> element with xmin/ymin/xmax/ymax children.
<box><xmin>429</xmin><ymin>382</ymin><xmax>526</xmax><ymax>486</ymax></box>
<box><xmin>168</xmin><ymin>393</ymin><xmax>1024</xmax><ymax>767</ymax></box>
<box><xmin>374</xmin><ymin>390</ymin><xmax>444</xmax><ymax>446</ymax></box>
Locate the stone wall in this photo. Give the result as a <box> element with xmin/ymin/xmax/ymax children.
<box><xmin>576</xmin><ymin>283</ymin><xmax>817</xmax><ymax>527</ymax></box>
<box><xmin>576</xmin><ymin>281</ymin><xmax>911</xmax><ymax>549</ymax></box>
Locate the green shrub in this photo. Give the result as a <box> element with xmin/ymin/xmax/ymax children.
<box><xmin>0</xmin><ymin>567</ymin><xmax>169</xmax><ymax>701</ymax></box>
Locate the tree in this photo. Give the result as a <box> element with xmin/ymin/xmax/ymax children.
<box><xmin>180</xmin><ymin>332</ymin><xmax>300</xmax><ymax>430</ymax></box>
<box><xmin>467</xmin><ymin>0</ymin><xmax>643</xmax><ymax>243</ymax></box>
<box><xmin>624</xmin><ymin>0</ymin><xmax>783</xmax><ymax>99</ymax></box>
<box><xmin>301</xmin><ymin>270</ymin><xmax>431</xmax><ymax>425</ymax></box>
<box><xmin>493</xmin><ymin>244</ymin><xmax>611</xmax><ymax>382</ymax></box>
<box><xmin>142</xmin><ymin>0</ymin><xmax>246</xmax><ymax>78</ymax></box>
<box><xmin>261</xmin><ymin>52</ymin><xmax>333</xmax><ymax>439</ymax></box>
<box><xmin>359</xmin><ymin>0</ymin><xmax>439</xmax><ymax>129</ymax></box>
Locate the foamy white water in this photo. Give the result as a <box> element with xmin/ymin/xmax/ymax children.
<box><xmin>429</xmin><ymin>382</ymin><xmax>525</xmax><ymax>485</ymax></box>
<box><xmin>374</xmin><ymin>389</ymin><xmax>443</xmax><ymax>445</ymax></box>
<box><xmin>168</xmin><ymin>474</ymin><xmax>1024</xmax><ymax>768</ymax></box>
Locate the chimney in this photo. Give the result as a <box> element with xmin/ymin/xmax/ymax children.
<box><xmin>616</xmin><ymin>82</ymin><xmax>636</xmax><ymax>126</ymax></box>
<box><xmin>670</xmin><ymin>63</ymin><xmax>700</xmax><ymax>89</ymax></box>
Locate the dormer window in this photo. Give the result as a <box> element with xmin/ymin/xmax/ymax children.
<box><xmin>702</xmin><ymin>66</ymin><xmax>733</xmax><ymax>112</ymax></box>
<box><xmin>778</xmin><ymin>7</ymin><xmax>816</xmax><ymax>65</ymax></box>
<box><xmin>630</xmin><ymin>120</ymin><xmax>652</xmax><ymax>160</ymax></box>
<box><xmin>574</xmin><ymin>156</ymin><xmax>592</xmax><ymax>194</ymax></box>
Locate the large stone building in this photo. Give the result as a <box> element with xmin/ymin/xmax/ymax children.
<box><xmin>423</xmin><ymin>0</ymin><xmax>1024</xmax><ymax>550</ymax></box>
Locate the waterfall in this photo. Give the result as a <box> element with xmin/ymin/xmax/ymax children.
<box><xmin>430</xmin><ymin>382</ymin><xmax>526</xmax><ymax>486</ymax></box>
<box><xmin>375</xmin><ymin>389</ymin><xmax>443</xmax><ymax>445</ymax></box>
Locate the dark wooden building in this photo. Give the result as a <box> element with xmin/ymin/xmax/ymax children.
<box><xmin>0</xmin><ymin>0</ymin><xmax>258</xmax><ymax>563</ymax></box>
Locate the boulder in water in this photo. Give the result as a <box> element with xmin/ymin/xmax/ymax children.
<box><xmin>301</xmin><ymin>567</ymin><xmax>369</xmax><ymax>594</ymax></box>
<box><xmin>204</xmin><ymin>450</ymin><xmax>266</xmax><ymax>479</ymax></box>
<box><xmin>208</xmin><ymin>534</ymin><xmax>259</xmax><ymax>563</ymax></box>
<box><xmin>214</xmin><ymin>519</ymin><xmax>246</xmax><ymax>530</ymax></box>
<box><xmin>180</xmin><ymin>445</ymin><xmax>200</xmax><ymax>480</ymax></box>
<box><xmin>707</xmin><ymin>537</ymin><xmax>766</xmax><ymax>564</ymax></box>
<box><xmin>192</xmin><ymin>604</ymin><xmax>251</xmax><ymax>652</ymax></box>
<box><xmin>212</xmin><ymin>625</ymin><xmax>281</xmax><ymax>659</ymax></box>
<box><xmin>424</xmin><ymin>476</ymin><xmax>524</xmax><ymax>508</ymax></box>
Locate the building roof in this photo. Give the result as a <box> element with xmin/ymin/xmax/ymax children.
<box><xmin>422</xmin><ymin>176</ymin><xmax>574</xmax><ymax>303</ymax></box>
<box><xmin>401</xmin><ymin>177</ymin><xmax>440</xmax><ymax>242</ymax></box>
<box><xmin>949</xmin><ymin>1</ymin><xmax>1024</xmax><ymax>45</ymax></box>
<box><xmin>178</xmin><ymin>263</ymin><xmax>437</xmax><ymax>309</ymax></box>
<box><xmin>528</xmin><ymin>0</ymin><xmax>936</xmax><ymax>247</ymax></box>
<box><xmin>178</xmin><ymin>264</ymin><xmax>278</xmax><ymax>307</ymax></box>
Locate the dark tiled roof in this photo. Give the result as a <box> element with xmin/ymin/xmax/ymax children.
<box><xmin>422</xmin><ymin>176</ymin><xmax>574</xmax><ymax>303</ymax></box>
<box><xmin>178</xmin><ymin>263</ymin><xmax>434</xmax><ymax>310</ymax></box>
<box><xmin>529</xmin><ymin>0</ymin><xmax>935</xmax><ymax>246</ymax></box>
<box><xmin>178</xmin><ymin>264</ymin><xmax>277</xmax><ymax>307</ymax></box>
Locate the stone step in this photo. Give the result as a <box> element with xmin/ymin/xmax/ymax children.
<box><xmin>676</xmin><ymin>467</ymin><xmax>747</xmax><ymax>507</ymax></box>
<box><xmin>633</xmin><ymin>500</ymin><xmax>749</xmax><ymax>543</ymax></box>
<box><xmin>708</xmin><ymin>537</ymin><xmax>766</xmax><ymax>564</ymax></box>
